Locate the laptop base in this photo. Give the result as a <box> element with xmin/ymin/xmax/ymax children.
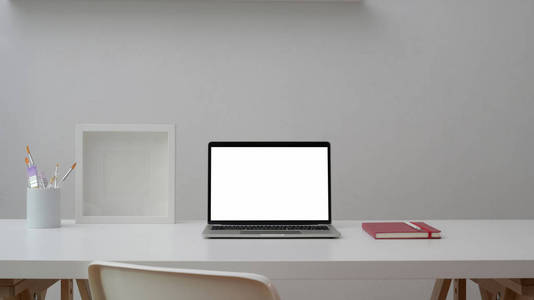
<box><xmin>202</xmin><ymin>224</ymin><xmax>341</xmax><ymax>239</ymax></box>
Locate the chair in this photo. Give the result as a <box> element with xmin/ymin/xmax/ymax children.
<box><xmin>88</xmin><ymin>261</ymin><xmax>281</xmax><ymax>300</ymax></box>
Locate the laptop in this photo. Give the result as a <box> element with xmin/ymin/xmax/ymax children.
<box><xmin>202</xmin><ymin>141</ymin><xmax>341</xmax><ymax>238</ymax></box>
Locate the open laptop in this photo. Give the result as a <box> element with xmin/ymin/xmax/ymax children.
<box><xmin>202</xmin><ymin>141</ymin><xmax>341</xmax><ymax>238</ymax></box>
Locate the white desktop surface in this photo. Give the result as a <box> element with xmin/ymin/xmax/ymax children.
<box><xmin>1</xmin><ymin>220</ymin><xmax>533</xmax><ymax>279</ymax></box>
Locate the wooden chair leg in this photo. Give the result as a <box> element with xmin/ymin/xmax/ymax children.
<box><xmin>61</xmin><ymin>280</ymin><xmax>73</xmax><ymax>300</ymax></box>
<box><xmin>76</xmin><ymin>279</ymin><xmax>92</xmax><ymax>300</ymax></box>
<box><xmin>454</xmin><ymin>279</ymin><xmax>466</xmax><ymax>300</ymax></box>
<box><xmin>431</xmin><ymin>279</ymin><xmax>452</xmax><ymax>300</ymax></box>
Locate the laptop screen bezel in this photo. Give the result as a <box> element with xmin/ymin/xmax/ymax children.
<box><xmin>208</xmin><ymin>141</ymin><xmax>331</xmax><ymax>225</ymax></box>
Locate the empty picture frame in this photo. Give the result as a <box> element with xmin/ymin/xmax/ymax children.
<box><xmin>75</xmin><ymin>124</ymin><xmax>175</xmax><ymax>223</ymax></box>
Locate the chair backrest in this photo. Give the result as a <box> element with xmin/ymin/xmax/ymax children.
<box><xmin>88</xmin><ymin>261</ymin><xmax>281</xmax><ymax>300</ymax></box>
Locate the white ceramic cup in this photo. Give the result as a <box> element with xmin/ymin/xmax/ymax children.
<box><xmin>26</xmin><ymin>188</ymin><xmax>60</xmax><ymax>228</ymax></box>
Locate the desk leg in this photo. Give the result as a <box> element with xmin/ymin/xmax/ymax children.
<box><xmin>431</xmin><ymin>279</ymin><xmax>452</xmax><ymax>300</ymax></box>
<box><xmin>0</xmin><ymin>279</ymin><xmax>57</xmax><ymax>300</ymax></box>
<box><xmin>0</xmin><ymin>294</ymin><xmax>27</xmax><ymax>300</ymax></box>
<box><xmin>76</xmin><ymin>279</ymin><xmax>92</xmax><ymax>300</ymax></box>
<box><xmin>17</xmin><ymin>290</ymin><xmax>31</xmax><ymax>300</ymax></box>
<box><xmin>25</xmin><ymin>289</ymin><xmax>46</xmax><ymax>300</ymax></box>
<box><xmin>479</xmin><ymin>286</ymin><xmax>493</xmax><ymax>300</ymax></box>
<box><xmin>472</xmin><ymin>279</ymin><xmax>525</xmax><ymax>300</ymax></box>
<box><xmin>61</xmin><ymin>280</ymin><xmax>73</xmax><ymax>300</ymax></box>
<box><xmin>0</xmin><ymin>290</ymin><xmax>45</xmax><ymax>300</ymax></box>
<box><xmin>454</xmin><ymin>279</ymin><xmax>466</xmax><ymax>300</ymax></box>
<box><xmin>502</xmin><ymin>288</ymin><xmax>518</xmax><ymax>300</ymax></box>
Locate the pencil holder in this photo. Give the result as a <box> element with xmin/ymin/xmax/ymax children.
<box><xmin>26</xmin><ymin>188</ymin><xmax>61</xmax><ymax>228</ymax></box>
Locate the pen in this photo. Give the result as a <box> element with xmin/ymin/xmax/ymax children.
<box><xmin>404</xmin><ymin>221</ymin><xmax>422</xmax><ymax>231</ymax></box>
<box><xmin>26</xmin><ymin>145</ymin><xmax>35</xmax><ymax>166</ymax></box>
<box><xmin>49</xmin><ymin>176</ymin><xmax>56</xmax><ymax>189</ymax></box>
<box><xmin>54</xmin><ymin>163</ymin><xmax>59</xmax><ymax>188</ymax></box>
<box><xmin>59</xmin><ymin>162</ymin><xmax>77</xmax><ymax>185</ymax></box>
<box><xmin>38</xmin><ymin>171</ymin><xmax>47</xmax><ymax>189</ymax></box>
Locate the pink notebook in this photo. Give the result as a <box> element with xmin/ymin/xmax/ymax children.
<box><xmin>362</xmin><ymin>222</ymin><xmax>441</xmax><ymax>239</ymax></box>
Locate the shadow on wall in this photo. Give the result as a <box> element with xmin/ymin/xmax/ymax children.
<box><xmin>6</xmin><ymin>0</ymin><xmax>383</xmax><ymax>37</ymax></box>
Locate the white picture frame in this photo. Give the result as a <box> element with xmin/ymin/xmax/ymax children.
<box><xmin>75</xmin><ymin>124</ymin><xmax>175</xmax><ymax>224</ymax></box>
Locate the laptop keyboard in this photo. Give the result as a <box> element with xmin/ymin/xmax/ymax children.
<box><xmin>211</xmin><ymin>225</ymin><xmax>330</xmax><ymax>231</ymax></box>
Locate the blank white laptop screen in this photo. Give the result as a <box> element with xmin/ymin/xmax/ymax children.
<box><xmin>210</xmin><ymin>146</ymin><xmax>329</xmax><ymax>221</ymax></box>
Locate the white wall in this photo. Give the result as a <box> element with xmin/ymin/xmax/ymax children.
<box><xmin>1</xmin><ymin>0</ymin><xmax>533</xmax><ymax>299</ymax></box>
<box><xmin>2</xmin><ymin>0</ymin><xmax>534</xmax><ymax>221</ymax></box>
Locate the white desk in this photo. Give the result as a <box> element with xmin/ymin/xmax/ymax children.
<box><xmin>1</xmin><ymin>220</ymin><xmax>534</xmax><ymax>280</ymax></box>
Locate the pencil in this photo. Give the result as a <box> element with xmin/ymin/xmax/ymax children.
<box><xmin>60</xmin><ymin>162</ymin><xmax>77</xmax><ymax>184</ymax></box>
<box><xmin>26</xmin><ymin>145</ymin><xmax>35</xmax><ymax>166</ymax></box>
